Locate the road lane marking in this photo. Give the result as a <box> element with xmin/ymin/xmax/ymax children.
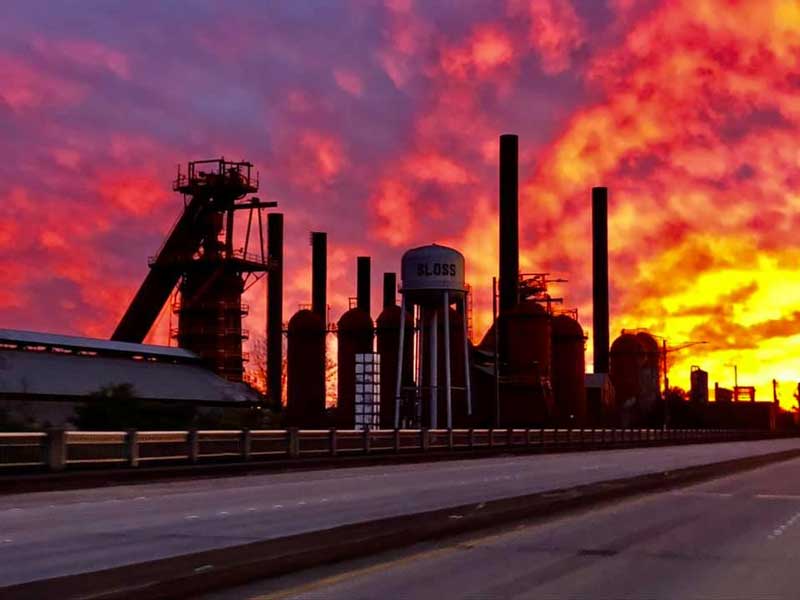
<box><xmin>217</xmin><ymin>511</ymin><xmax>230</xmax><ymax>516</ymax></box>
<box><xmin>671</xmin><ymin>491</ymin><xmax>733</xmax><ymax>498</ymax></box>
<box><xmin>756</xmin><ymin>494</ymin><xmax>800</xmax><ymax>500</ymax></box>
<box><xmin>185</xmin><ymin>515</ymin><xmax>199</xmax><ymax>520</ymax></box>
<box><xmin>767</xmin><ymin>511</ymin><xmax>800</xmax><ymax>541</ymax></box>
<box><xmin>272</xmin><ymin>504</ymin><xmax>283</xmax><ymax>509</ymax></box>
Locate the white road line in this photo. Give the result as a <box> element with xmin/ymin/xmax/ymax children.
<box><xmin>217</xmin><ymin>511</ymin><xmax>229</xmax><ymax>516</ymax></box>
<box><xmin>756</xmin><ymin>494</ymin><xmax>800</xmax><ymax>500</ymax></box>
<box><xmin>185</xmin><ymin>515</ymin><xmax>199</xmax><ymax>520</ymax></box>
<box><xmin>671</xmin><ymin>491</ymin><xmax>733</xmax><ymax>498</ymax></box>
<box><xmin>272</xmin><ymin>504</ymin><xmax>283</xmax><ymax>509</ymax></box>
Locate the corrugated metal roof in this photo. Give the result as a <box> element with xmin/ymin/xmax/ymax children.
<box><xmin>0</xmin><ymin>329</ymin><xmax>197</xmax><ymax>361</ymax></box>
<box><xmin>0</xmin><ymin>350</ymin><xmax>258</xmax><ymax>403</ymax></box>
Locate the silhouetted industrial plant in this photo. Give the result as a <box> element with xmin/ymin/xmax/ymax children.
<box><xmin>0</xmin><ymin>137</ymin><xmax>793</xmax><ymax>432</ymax></box>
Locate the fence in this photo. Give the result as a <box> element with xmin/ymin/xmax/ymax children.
<box><xmin>0</xmin><ymin>428</ymin><xmax>790</xmax><ymax>472</ymax></box>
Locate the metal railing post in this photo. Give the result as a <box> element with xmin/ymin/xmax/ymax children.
<box><xmin>488</xmin><ymin>428</ymin><xmax>494</xmax><ymax>449</ymax></box>
<box><xmin>421</xmin><ymin>428</ymin><xmax>429</xmax><ymax>452</ymax></box>
<box><xmin>363</xmin><ymin>428</ymin><xmax>371</xmax><ymax>454</ymax></box>
<box><xmin>507</xmin><ymin>428</ymin><xmax>513</xmax><ymax>448</ymax></box>
<box><xmin>330</xmin><ymin>428</ymin><xmax>338</xmax><ymax>456</ymax></box>
<box><xmin>394</xmin><ymin>429</ymin><xmax>401</xmax><ymax>453</ymax></box>
<box><xmin>448</xmin><ymin>429</ymin><xmax>454</xmax><ymax>450</ymax></box>
<box><xmin>288</xmin><ymin>428</ymin><xmax>300</xmax><ymax>458</ymax></box>
<box><xmin>188</xmin><ymin>429</ymin><xmax>199</xmax><ymax>463</ymax></box>
<box><xmin>468</xmin><ymin>428</ymin><xmax>475</xmax><ymax>449</ymax></box>
<box><xmin>241</xmin><ymin>429</ymin><xmax>251</xmax><ymax>461</ymax></box>
<box><xmin>127</xmin><ymin>429</ymin><xmax>139</xmax><ymax>467</ymax></box>
<box><xmin>47</xmin><ymin>429</ymin><xmax>67</xmax><ymax>472</ymax></box>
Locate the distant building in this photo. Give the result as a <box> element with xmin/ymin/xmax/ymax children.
<box><xmin>690</xmin><ymin>366</ymin><xmax>709</xmax><ymax>403</ymax></box>
<box><xmin>584</xmin><ymin>373</ymin><xmax>614</xmax><ymax>425</ymax></box>
<box><xmin>714</xmin><ymin>382</ymin><xmax>733</xmax><ymax>403</ymax></box>
<box><xmin>0</xmin><ymin>329</ymin><xmax>259</xmax><ymax>429</ymax></box>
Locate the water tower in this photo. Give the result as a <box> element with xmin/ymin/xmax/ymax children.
<box><xmin>395</xmin><ymin>244</ymin><xmax>472</xmax><ymax>428</ymax></box>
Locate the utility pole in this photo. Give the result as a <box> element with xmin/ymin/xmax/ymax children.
<box><xmin>662</xmin><ymin>339</ymin><xmax>708</xmax><ymax>429</ymax></box>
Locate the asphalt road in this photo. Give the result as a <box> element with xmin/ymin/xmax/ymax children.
<box><xmin>229</xmin><ymin>453</ymin><xmax>800</xmax><ymax>600</ymax></box>
<box><xmin>1</xmin><ymin>439</ymin><xmax>798</xmax><ymax>588</ymax></box>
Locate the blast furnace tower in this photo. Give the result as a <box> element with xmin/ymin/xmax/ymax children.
<box><xmin>113</xmin><ymin>159</ymin><xmax>279</xmax><ymax>384</ymax></box>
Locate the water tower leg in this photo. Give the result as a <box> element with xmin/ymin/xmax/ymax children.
<box><xmin>443</xmin><ymin>292</ymin><xmax>452</xmax><ymax>429</ymax></box>
<box><xmin>395</xmin><ymin>294</ymin><xmax>406</xmax><ymax>429</ymax></box>
<box><xmin>430</xmin><ymin>309</ymin><xmax>438</xmax><ymax>429</ymax></box>
<box><xmin>462</xmin><ymin>295</ymin><xmax>472</xmax><ymax>416</ymax></box>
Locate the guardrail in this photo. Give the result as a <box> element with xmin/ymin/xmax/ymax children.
<box><xmin>0</xmin><ymin>428</ymin><xmax>791</xmax><ymax>473</ymax></box>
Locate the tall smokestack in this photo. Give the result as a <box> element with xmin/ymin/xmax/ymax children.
<box><xmin>592</xmin><ymin>187</ymin><xmax>610</xmax><ymax>374</ymax></box>
<box><xmin>311</xmin><ymin>232</ymin><xmax>327</xmax><ymax>324</ymax></box>
<box><xmin>267</xmin><ymin>213</ymin><xmax>284</xmax><ymax>410</ymax></box>
<box><xmin>499</xmin><ymin>134</ymin><xmax>519</xmax><ymax>315</ymax></box>
<box><xmin>382</xmin><ymin>272</ymin><xmax>397</xmax><ymax>309</ymax></box>
<box><xmin>357</xmin><ymin>256</ymin><xmax>371</xmax><ymax>315</ymax></box>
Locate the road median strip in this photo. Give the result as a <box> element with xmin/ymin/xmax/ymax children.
<box><xmin>4</xmin><ymin>446</ymin><xmax>800</xmax><ymax>600</ymax></box>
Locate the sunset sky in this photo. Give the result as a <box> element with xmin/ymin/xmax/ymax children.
<box><xmin>1</xmin><ymin>1</ymin><xmax>799</xmax><ymax>408</ymax></box>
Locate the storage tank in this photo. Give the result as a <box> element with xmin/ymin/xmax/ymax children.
<box><xmin>376</xmin><ymin>305</ymin><xmax>413</xmax><ymax>428</ymax></box>
<box><xmin>286</xmin><ymin>309</ymin><xmax>326</xmax><ymax>427</ymax></box>
<box><xmin>551</xmin><ymin>314</ymin><xmax>586</xmax><ymax>426</ymax></box>
<box><xmin>501</xmin><ymin>300</ymin><xmax>551</xmax><ymax>380</ymax></box>
<box><xmin>635</xmin><ymin>332</ymin><xmax>661</xmax><ymax>418</ymax></box>
<box><xmin>609</xmin><ymin>333</ymin><xmax>645</xmax><ymax>425</ymax></box>
<box><xmin>336</xmin><ymin>307</ymin><xmax>374</xmax><ymax>429</ymax></box>
<box><xmin>498</xmin><ymin>300</ymin><xmax>553</xmax><ymax>426</ymax></box>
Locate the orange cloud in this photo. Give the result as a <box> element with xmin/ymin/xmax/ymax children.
<box><xmin>440</xmin><ymin>26</ymin><xmax>515</xmax><ymax>79</ymax></box>
<box><xmin>509</xmin><ymin>0</ymin><xmax>585</xmax><ymax>74</ymax></box>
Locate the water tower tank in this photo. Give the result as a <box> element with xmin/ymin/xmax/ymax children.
<box><xmin>401</xmin><ymin>245</ymin><xmax>466</xmax><ymax>303</ymax></box>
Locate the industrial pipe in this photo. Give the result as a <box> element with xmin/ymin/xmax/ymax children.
<box><xmin>592</xmin><ymin>187</ymin><xmax>610</xmax><ymax>374</ymax></box>
<box><xmin>499</xmin><ymin>134</ymin><xmax>519</xmax><ymax>316</ymax></box>
<box><xmin>311</xmin><ymin>232</ymin><xmax>327</xmax><ymax>324</ymax></box>
<box><xmin>383</xmin><ymin>273</ymin><xmax>396</xmax><ymax>309</ymax></box>
<box><xmin>357</xmin><ymin>256</ymin><xmax>371</xmax><ymax>315</ymax></box>
<box><xmin>267</xmin><ymin>213</ymin><xmax>284</xmax><ymax>410</ymax></box>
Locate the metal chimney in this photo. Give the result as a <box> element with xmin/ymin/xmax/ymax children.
<box><xmin>499</xmin><ymin>134</ymin><xmax>519</xmax><ymax>315</ymax></box>
<box><xmin>267</xmin><ymin>213</ymin><xmax>284</xmax><ymax>409</ymax></box>
<box><xmin>383</xmin><ymin>272</ymin><xmax>397</xmax><ymax>309</ymax></box>
<box><xmin>592</xmin><ymin>187</ymin><xmax>610</xmax><ymax>374</ymax></box>
<box><xmin>357</xmin><ymin>256</ymin><xmax>371</xmax><ymax>315</ymax></box>
<box><xmin>311</xmin><ymin>232</ymin><xmax>327</xmax><ymax>324</ymax></box>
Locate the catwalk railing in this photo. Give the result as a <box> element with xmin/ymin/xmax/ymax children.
<box><xmin>0</xmin><ymin>428</ymin><xmax>791</xmax><ymax>473</ymax></box>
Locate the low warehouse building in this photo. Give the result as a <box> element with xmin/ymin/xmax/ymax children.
<box><xmin>0</xmin><ymin>329</ymin><xmax>260</xmax><ymax>429</ymax></box>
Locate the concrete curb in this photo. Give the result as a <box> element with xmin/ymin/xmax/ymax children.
<box><xmin>4</xmin><ymin>447</ymin><xmax>800</xmax><ymax>600</ymax></box>
<box><xmin>0</xmin><ymin>435</ymin><xmax>786</xmax><ymax>496</ymax></box>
